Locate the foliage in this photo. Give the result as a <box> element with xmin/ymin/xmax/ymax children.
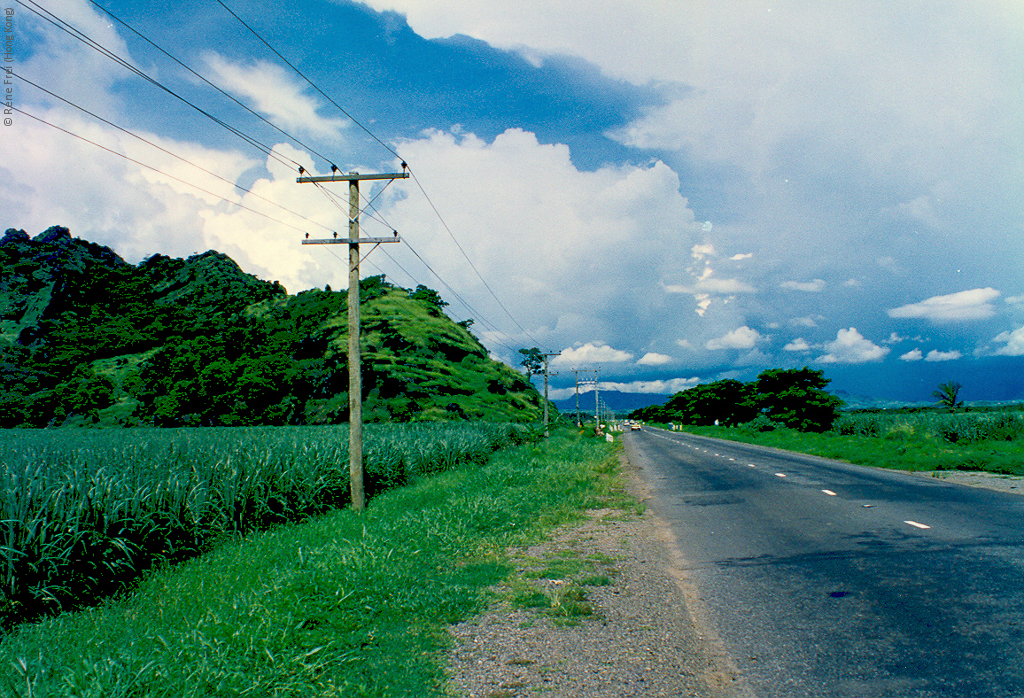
<box><xmin>518</xmin><ymin>346</ymin><xmax>543</xmax><ymax>378</ymax></box>
<box><xmin>664</xmin><ymin>378</ymin><xmax>757</xmax><ymax>426</ymax></box>
<box><xmin>0</xmin><ymin>228</ymin><xmax>543</xmax><ymax>427</ymax></box>
<box><xmin>932</xmin><ymin>380</ymin><xmax>964</xmax><ymax>412</ymax></box>
<box><xmin>0</xmin><ymin>430</ymin><xmax>617</xmax><ymax>697</ymax></box>
<box><xmin>753</xmin><ymin>367</ymin><xmax>844</xmax><ymax>432</ymax></box>
<box><xmin>0</xmin><ymin>423</ymin><xmax>531</xmax><ymax>630</ymax></box>
<box><xmin>630</xmin><ymin>367</ymin><xmax>843</xmax><ymax>433</ymax></box>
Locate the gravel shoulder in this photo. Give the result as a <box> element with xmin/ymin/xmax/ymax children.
<box><xmin>912</xmin><ymin>469</ymin><xmax>1024</xmax><ymax>495</ymax></box>
<box><xmin>445</xmin><ymin>451</ymin><xmax>751</xmax><ymax>698</ymax></box>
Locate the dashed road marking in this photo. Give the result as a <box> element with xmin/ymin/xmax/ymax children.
<box><xmin>822</xmin><ymin>489</ymin><xmax>837</xmax><ymax>496</ymax></box>
<box><xmin>904</xmin><ymin>520</ymin><xmax>931</xmax><ymax>530</ymax></box>
<box><xmin>775</xmin><ymin>473</ymin><xmax>787</xmax><ymax>478</ymax></box>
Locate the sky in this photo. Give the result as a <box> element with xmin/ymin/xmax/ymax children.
<box><xmin>5</xmin><ymin>0</ymin><xmax>1024</xmax><ymax>404</ymax></box>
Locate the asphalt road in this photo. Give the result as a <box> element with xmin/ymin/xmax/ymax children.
<box><xmin>624</xmin><ymin>427</ymin><xmax>1024</xmax><ymax>698</ymax></box>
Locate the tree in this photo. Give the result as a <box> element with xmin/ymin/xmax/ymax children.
<box><xmin>932</xmin><ymin>381</ymin><xmax>964</xmax><ymax>412</ymax></box>
<box><xmin>518</xmin><ymin>347</ymin><xmax>543</xmax><ymax>379</ymax></box>
<box><xmin>409</xmin><ymin>284</ymin><xmax>448</xmax><ymax>314</ymax></box>
<box><xmin>753</xmin><ymin>367</ymin><xmax>843</xmax><ymax>432</ymax></box>
<box><xmin>665</xmin><ymin>379</ymin><xmax>757</xmax><ymax>426</ymax></box>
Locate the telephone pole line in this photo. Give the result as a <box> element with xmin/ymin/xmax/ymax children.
<box><xmin>540</xmin><ymin>352</ymin><xmax>560</xmax><ymax>437</ymax></box>
<box><xmin>298</xmin><ymin>166</ymin><xmax>409</xmax><ymax>511</ymax></box>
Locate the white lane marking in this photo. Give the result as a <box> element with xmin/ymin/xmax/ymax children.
<box><xmin>748</xmin><ymin>464</ymin><xmax>757</xmax><ymax>468</ymax></box>
<box><xmin>904</xmin><ymin>520</ymin><xmax>931</xmax><ymax>530</ymax></box>
<box><xmin>822</xmin><ymin>489</ymin><xmax>837</xmax><ymax>496</ymax></box>
<box><xmin>728</xmin><ymin>458</ymin><xmax>736</xmax><ymax>461</ymax></box>
<box><xmin>775</xmin><ymin>473</ymin><xmax>787</xmax><ymax>478</ymax></box>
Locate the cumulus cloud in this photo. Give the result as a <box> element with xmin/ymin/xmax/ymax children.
<box><xmin>900</xmin><ymin>348</ymin><xmax>924</xmax><ymax>361</ymax></box>
<box><xmin>925</xmin><ymin>349</ymin><xmax>962</xmax><ymax>362</ymax></box>
<box><xmin>888</xmin><ymin>288</ymin><xmax>1001</xmax><ymax>323</ymax></box>
<box><xmin>784</xmin><ymin>338</ymin><xmax>812</xmax><ymax>352</ymax></box>
<box><xmin>600</xmin><ymin>378</ymin><xmax>700</xmax><ymax>394</ymax></box>
<box><xmin>992</xmin><ymin>328</ymin><xmax>1024</xmax><ymax>356</ymax></box>
<box><xmin>637</xmin><ymin>352</ymin><xmax>673</xmax><ymax>366</ymax></box>
<box><xmin>203</xmin><ymin>54</ymin><xmax>350</xmax><ymax>141</ymax></box>
<box><xmin>815</xmin><ymin>328</ymin><xmax>890</xmax><ymax>364</ymax></box>
<box><xmin>781</xmin><ymin>279</ymin><xmax>826</xmax><ymax>292</ymax></box>
<box><xmin>553</xmin><ymin>342</ymin><xmax>634</xmax><ymax>366</ymax></box>
<box><xmin>707</xmin><ymin>326</ymin><xmax>761</xmax><ymax>350</ymax></box>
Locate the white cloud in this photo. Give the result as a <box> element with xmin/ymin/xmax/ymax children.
<box><xmin>789</xmin><ymin>316</ymin><xmax>822</xmax><ymax>328</ymax></box>
<box><xmin>815</xmin><ymin>328</ymin><xmax>890</xmax><ymax>364</ymax></box>
<box><xmin>707</xmin><ymin>326</ymin><xmax>761</xmax><ymax>350</ymax></box>
<box><xmin>637</xmin><ymin>352</ymin><xmax>673</xmax><ymax>366</ymax></box>
<box><xmin>203</xmin><ymin>54</ymin><xmax>350</xmax><ymax>141</ymax></box>
<box><xmin>900</xmin><ymin>348</ymin><xmax>924</xmax><ymax>361</ymax></box>
<box><xmin>784</xmin><ymin>338</ymin><xmax>811</xmax><ymax>352</ymax></box>
<box><xmin>600</xmin><ymin>378</ymin><xmax>700</xmax><ymax>394</ymax></box>
<box><xmin>781</xmin><ymin>279</ymin><xmax>826</xmax><ymax>292</ymax></box>
<box><xmin>730</xmin><ymin>253</ymin><xmax>753</xmax><ymax>261</ymax></box>
<box><xmin>553</xmin><ymin>342</ymin><xmax>634</xmax><ymax>366</ymax></box>
<box><xmin>663</xmin><ymin>265</ymin><xmax>756</xmax><ymax>296</ymax></box>
<box><xmin>992</xmin><ymin>327</ymin><xmax>1024</xmax><ymax>356</ymax></box>
<box><xmin>925</xmin><ymin>349</ymin><xmax>962</xmax><ymax>362</ymax></box>
<box><xmin>888</xmin><ymin>288</ymin><xmax>1001</xmax><ymax>323</ymax></box>
<box><xmin>691</xmin><ymin>243</ymin><xmax>715</xmax><ymax>260</ymax></box>
<box><xmin>385</xmin><ymin>127</ymin><xmax>697</xmax><ymax>346</ymax></box>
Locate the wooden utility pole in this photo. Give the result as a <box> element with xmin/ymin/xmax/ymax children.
<box><xmin>570</xmin><ymin>367</ymin><xmax>587</xmax><ymax>427</ymax></box>
<box><xmin>540</xmin><ymin>352</ymin><xmax>560</xmax><ymax>437</ymax></box>
<box><xmin>298</xmin><ymin>167</ymin><xmax>408</xmax><ymax>511</ymax></box>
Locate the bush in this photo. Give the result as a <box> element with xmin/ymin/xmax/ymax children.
<box><xmin>741</xmin><ymin>414</ymin><xmax>782</xmax><ymax>432</ymax></box>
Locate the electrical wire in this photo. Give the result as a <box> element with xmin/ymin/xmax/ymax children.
<box><xmin>14</xmin><ymin>106</ymin><xmax>319</xmax><ymax>237</ymax></box>
<box><xmin>213</xmin><ymin>0</ymin><xmax>541</xmax><ymax>350</ymax></box>
<box><xmin>85</xmin><ymin>0</ymin><xmax>339</xmax><ymax>170</ymax></box>
<box><xmin>17</xmin><ymin>0</ymin><xmax>304</xmax><ymax>174</ymax></box>
<box><xmin>17</xmin><ymin>73</ymin><xmax>336</xmax><ymax>234</ymax></box>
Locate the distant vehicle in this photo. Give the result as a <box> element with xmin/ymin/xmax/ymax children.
<box><xmin>631</xmin><ymin>423</ymin><xmax>642</xmax><ymax>431</ymax></box>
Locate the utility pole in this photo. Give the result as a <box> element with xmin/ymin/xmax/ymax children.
<box><xmin>540</xmin><ymin>352</ymin><xmax>560</xmax><ymax>437</ymax></box>
<box><xmin>570</xmin><ymin>367</ymin><xmax>590</xmax><ymax>427</ymax></box>
<box><xmin>594</xmin><ymin>368</ymin><xmax>601</xmax><ymax>432</ymax></box>
<box><xmin>298</xmin><ymin>166</ymin><xmax>409</xmax><ymax>511</ymax></box>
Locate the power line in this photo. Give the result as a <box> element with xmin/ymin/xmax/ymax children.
<box><xmin>14</xmin><ymin>106</ymin><xmax>319</xmax><ymax>237</ymax></box>
<box><xmin>17</xmin><ymin>73</ymin><xmax>335</xmax><ymax>234</ymax></box>
<box><xmin>17</xmin><ymin>0</ymin><xmax>304</xmax><ymax>173</ymax></box>
<box><xmin>406</xmin><ymin>166</ymin><xmax>541</xmax><ymax>346</ymax></box>
<box><xmin>84</xmin><ymin>0</ymin><xmax>339</xmax><ymax>170</ymax></box>
<box><xmin>214</xmin><ymin>0</ymin><xmax>401</xmax><ymax>162</ymax></box>
<box><xmin>213</xmin><ymin>0</ymin><xmax>542</xmax><ymax>349</ymax></box>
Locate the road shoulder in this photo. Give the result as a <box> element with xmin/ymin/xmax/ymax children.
<box><xmin>445</xmin><ymin>449</ymin><xmax>748</xmax><ymax>698</ymax></box>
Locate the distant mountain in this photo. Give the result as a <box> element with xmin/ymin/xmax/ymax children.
<box><xmin>552</xmin><ymin>390</ymin><xmax>670</xmax><ymax>417</ymax></box>
<box><xmin>0</xmin><ymin>226</ymin><xmax>544</xmax><ymax>427</ymax></box>
<box><xmin>831</xmin><ymin>390</ymin><xmax>932</xmax><ymax>411</ymax></box>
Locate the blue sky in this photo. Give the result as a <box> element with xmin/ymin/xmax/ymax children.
<box><xmin>6</xmin><ymin>0</ymin><xmax>1024</xmax><ymax>404</ymax></box>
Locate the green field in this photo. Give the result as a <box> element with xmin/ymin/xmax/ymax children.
<box><xmin>0</xmin><ymin>423</ymin><xmax>533</xmax><ymax>630</ymax></box>
<box><xmin>0</xmin><ymin>427</ymin><xmax>620</xmax><ymax>697</ymax></box>
<box><xmin>670</xmin><ymin>408</ymin><xmax>1024</xmax><ymax>476</ymax></box>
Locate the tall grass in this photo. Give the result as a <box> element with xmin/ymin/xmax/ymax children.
<box><xmin>681</xmin><ymin>408</ymin><xmax>1024</xmax><ymax>476</ymax></box>
<box><xmin>0</xmin><ymin>424</ymin><xmax>530</xmax><ymax>630</ymax></box>
<box><xmin>1</xmin><ymin>429</ymin><xmax>618</xmax><ymax>697</ymax></box>
<box><xmin>833</xmin><ymin>410</ymin><xmax>1024</xmax><ymax>444</ymax></box>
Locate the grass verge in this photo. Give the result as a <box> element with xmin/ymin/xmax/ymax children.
<box><xmin>1</xmin><ymin>429</ymin><xmax>620</xmax><ymax>697</ymax></box>
<box><xmin>672</xmin><ymin>424</ymin><xmax>1024</xmax><ymax>476</ymax></box>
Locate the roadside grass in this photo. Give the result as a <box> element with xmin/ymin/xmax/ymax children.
<box><xmin>1</xmin><ymin>429</ymin><xmax>621</xmax><ymax>697</ymax></box>
<box><xmin>673</xmin><ymin>424</ymin><xmax>1024</xmax><ymax>476</ymax></box>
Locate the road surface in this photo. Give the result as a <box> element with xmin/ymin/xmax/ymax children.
<box><xmin>624</xmin><ymin>427</ymin><xmax>1024</xmax><ymax>697</ymax></box>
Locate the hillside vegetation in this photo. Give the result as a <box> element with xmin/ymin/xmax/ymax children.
<box><xmin>0</xmin><ymin>226</ymin><xmax>543</xmax><ymax>427</ymax></box>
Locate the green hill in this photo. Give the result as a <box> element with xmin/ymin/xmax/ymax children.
<box><xmin>0</xmin><ymin>226</ymin><xmax>544</xmax><ymax>427</ymax></box>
